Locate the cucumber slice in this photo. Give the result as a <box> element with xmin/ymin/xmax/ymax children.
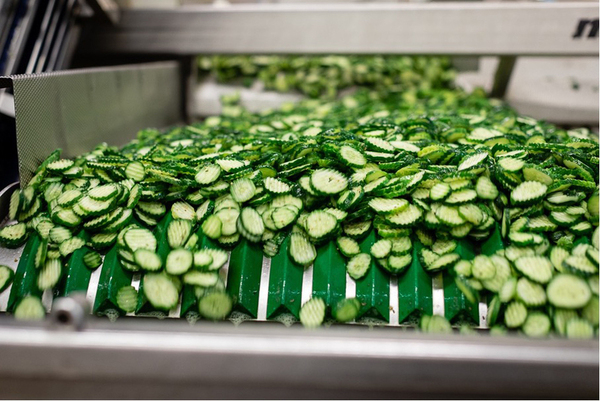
<box><xmin>167</xmin><ymin>219</ymin><xmax>193</xmax><ymax>249</ymax></box>
<box><xmin>14</xmin><ymin>296</ymin><xmax>45</xmax><ymax>320</ymax></box>
<box><xmin>124</xmin><ymin>228</ymin><xmax>157</xmax><ymax>252</ymax></box>
<box><xmin>171</xmin><ymin>202</ymin><xmax>196</xmax><ymax>221</ymax></box>
<box><xmin>445</xmin><ymin>189</ymin><xmax>477</xmax><ymax>205</ymax></box>
<box><xmin>472</xmin><ymin>255</ymin><xmax>496</xmax><ymax>280</ymax></box>
<box><xmin>430</xmin><ymin>183</ymin><xmax>451</xmax><ymax>201</ymax></box>
<box><xmin>310</xmin><ymin>169</ymin><xmax>348</xmax><ymax>195</ymax></box>
<box><xmin>370</xmin><ymin>239</ymin><xmax>392</xmax><ymax>259</ymax></box>
<box><xmin>306</xmin><ymin>211</ymin><xmax>338</xmax><ymax>240</ymax></box>
<box><xmin>195</xmin><ymin>164</ymin><xmax>221</xmax><ymax>185</ymax></box>
<box><xmin>198</xmin><ymin>291</ymin><xmax>233</xmax><ymax>320</ymax></box>
<box><xmin>562</xmin><ymin>255</ymin><xmax>598</xmax><ymax>276</ymax></box>
<box><xmin>230</xmin><ymin>178</ymin><xmax>256</xmax><ymax>203</ymax></box>
<box><xmin>514</xmin><ymin>255</ymin><xmax>553</xmax><ymax>284</ymax></box>
<box><xmin>511</xmin><ymin>181</ymin><xmax>547</xmax><ymax>206</ymax></box>
<box><xmin>339</xmin><ymin>145</ymin><xmax>367</xmax><ymax>168</ymax></box>
<box><xmin>386</xmin><ymin>253</ymin><xmax>412</xmax><ymax>275</ymax></box>
<box><xmin>475</xmin><ymin>176</ymin><xmax>499</xmax><ymax>200</ymax></box>
<box><xmin>117</xmin><ymin>286</ymin><xmax>138</xmax><ymax>313</ymax></box>
<box><xmin>516</xmin><ymin>277</ymin><xmax>547</xmax><ymax>306</ymax></box>
<box><xmin>346</xmin><ymin>253</ymin><xmax>372</xmax><ymax>280</ymax></box>
<box><xmin>202</xmin><ymin>215</ymin><xmax>222</xmax><ymax>239</ymax></box>
<box><xmin>522</xmin><ymin>312</ymin><xmax>551</xmax><ymax>337</ymax></box>
<box><xmin>336</xmin><ymin>237</ymin><xmax>360</xmax><ymax>258</ymax></box>
<box><xmin>504</xmin><ymin>301</ymin><xmax>527</xmax><ymax>328</ymax></box>
<box><xmin>83</xmin><ymin>250</ymin><xmax>102</xmax><ymax>270</ymax></box>
<box><xmin>134</xmin><ymin>249</ymin><xmax>163</xmax><ymax>272</ymax></box>
<box><xmin>143</xmin><ymin>273</ymin><xmax>180</xmax><ymax>310</ymax></box>
<box><xmin>193</xmin><ymin>250</ymin><xmax>214</xmax><ymax>269</ymax></box>
<box><xmin>368</xmin><ymin>198</ymin><xmax>409</xmax><ymax>214</ymax></box>
<box><xmin>332</xmin><ymin>298</ymin><xmax>360</xmax><ymax>323</ymax></box>
<box><xmin>125</xmin><ymin>161</ymin><xmax>145</xmax><ymax>182</ymax></box>
<box><xmin>566</xmin><ymin>318</ymin><xmax>594</xmax><ymax>339</ymax></box>
<box><xmin>0</xmin><ymin>265</ymin><xmax>15</xmax><ymax>293</ymax></box>
<box><xmin>37</xmin><ymin>258</ymin><xmax>62</xmax><ymax>290</ymax></box>
<box><xmin>300</xmin><ymin>297</ymin><xmax>326</xmax><ymax>328</ymax></box>
<box><xmin>386</xmin><ymin>204</ymin><xmax>423</xmax><ymax>227</ymax></box>
<box><xmin>547</xmin><ymin>274</ymin><xmax>591</xmax><ymax>309</ymax></box>
<box><xmin>289</xmin><ymin>233</ymin><xmax>317</xmax><ymax>266</ymax></box>
<box><xmin>0</xmin><ymin>223</ymin><xmax>29</xmax><ymax>248</ymax></box>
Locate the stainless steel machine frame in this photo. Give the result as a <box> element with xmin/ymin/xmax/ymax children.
<box><xmin>0</xmin><ymin>3</ymin><xmax>599</xmax><ymax>398</ymax></box>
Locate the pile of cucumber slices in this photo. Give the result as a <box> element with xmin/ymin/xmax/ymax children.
<box><xmin>0</xmin><ymin>86</ymin><xmax>598</xmax><ymax>337</ymax></box>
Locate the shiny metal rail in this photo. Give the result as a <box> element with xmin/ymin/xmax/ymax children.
<box><xmin>0</xmin><ymin>318</ymin><xmax>597</xmax><ymax>399</ymax></box>
<box><xmin>79</xmin><ymin>2</ymin><xmax>599</xmax><ymax>56</ymax></box>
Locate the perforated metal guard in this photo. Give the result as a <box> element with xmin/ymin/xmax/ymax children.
<box><xmin>3</xmin><ymin>61</ymin><xmax>183</xmax><ymax>185</ymax></box>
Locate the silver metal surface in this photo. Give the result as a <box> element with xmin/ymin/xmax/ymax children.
<box><xmin>80</xmin><ymin>3</ymin><xmax>598</xmax><ymax>56</ymax></box>
<box><xmin>1</xmin><ymin>61</ymin><xmax>183</xmax><ymax>185</ymax></box>
<box><xmin>0</xmin><ymin>320</ymin><xmax>596</xmax><ymax>399</ymax></box>
<box><xmin>48</xmin><ymin>294</ymin><xmax>90</xmax><ymax>331</ymax></box>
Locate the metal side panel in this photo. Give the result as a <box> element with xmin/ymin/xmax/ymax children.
<box><xmin>0</xmin><ymin>319</ymin><xmax>597</xmax><ymax>399</ymax></box>
<box><xmin>0</xmin><ymin>61</ymin><xmax>184</xmax><ymax>186</ymax></box>
<box><xmin>79</xmin><ymin>2</ymin><xmax>599</xmax><ymax>56</ymax></box>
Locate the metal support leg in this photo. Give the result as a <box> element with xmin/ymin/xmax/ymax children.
<box><xmin>491</xmin><ymin>56</ymin><xmax>517</xmax><ymax>99</ymax></box>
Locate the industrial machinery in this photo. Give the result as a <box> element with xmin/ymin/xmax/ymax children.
<box><xmin>0</xmin><ymin>2</ymin><xmax>598</xmax><ymax>399</ymax></box>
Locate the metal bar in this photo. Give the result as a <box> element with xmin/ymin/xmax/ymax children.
<box><xmin>79</xmin><ymin>3</ymin><xmax>599</xmax><ymax>56</ymax></box>
<box><xmin>0</xmin><ymin>321</ymin><xmax>596</xmax><ymax>399</ymax></box>
<box><xmin>491</xmin><ymin>55</ymin><xmax>517</xmax><ymax>99</ymax></box>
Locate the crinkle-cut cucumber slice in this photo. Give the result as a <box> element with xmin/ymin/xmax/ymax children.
<box><xmin>134</xmin><ymin>249</ymin><xmax>162</xmax><ymax>271</ymax></box>
<box><xmin>562</xmin><ymin>255</ymin><xmax>598</xmax><ymax>276</ymax></box>
<box><xmin>305</xmin><ymin>211</ymin><xmax>338</xmax><ymax>240</ymax></box>
<box><xmin>516</xmin><ymin>277</ymin><xmax>547</xmax><ymax>306</ymax></box>
<box><xmin>0</xmin><ymin>265</ymin><xmax>15</xmax><ymax>293</ymax></box>
<box><xmin>338</xmin><ymin>145</ymin><xmax>367</xmax><ymax>168</ymax></box>
<box><xmin>444</xmin><ymin>189</ymin><xmax>477</xmax><ymax>205</ymax></box>
<box><xmin>336</xmin><ymin>237</ymin><xmax>360</xmax><ymax>258</ymax></box>
<box><xmin>457</xmin><ymin>152</ymin><xmax>488</xmax><ymax>171</ymax></box>
<box><xmin>430</xmin><ymin>182</ymin><xmax>451</xmax><ymax>201</ymax></box>
<box><xmin>370</xmin><ymin>239</ymin><xmax>392</xmax><ymax>259</ymax></box>
<box><xmin>472</xmin><ymin>255</ymin><xmax>496</xmax><ymax>280</ymax></box>
<box><xmin>195</xmin><ymin>163</ymin><xmax>221</xmax><ymax>185</ymax></box>
<box><xmin>434</xmin><ymin>205</ymin><xmax>465</xmax><ymax>227</ymax></box>
<box><xmin>386</xmin><ymin>253</ymin><xmax>412</xmax><ymax>275</ymax></box>
<box><xmin>230</xmin><ymin>178</ymin><xmax>256</xmax><ymax>203</ymax></box>
<box><xmin>37</xmin><ymin>258</ymin><xmax>62</xmax><ymax>290</ymax></box>
<box><xmin>431</xmin><ymin>239</ymin><xmax>457</xmax><ymax>255</ymax></box>
<box><xmin>264</xmin><ymin>177</ymin><xmax>291</xmax><ymax>195</ymax></box>
<box><xmin>240</xmin><ymin>207</ymin><xmax>265</xmax><ymax>237</ymax></box>
<box><xmin>300</xmin><ymin>297</ymin><xmax>326</xmax><ymax>328</ymax></box>
<box><xmin>171</xmin><ymin>201</ymin><xmax>196</xmax><ymax>221</ymax></box>
<box><xmin>566</xmin><ymin>318</ymin><xmax>594</xmax><ymax>339</ymax></box>
<box><xmin>124</xmin><ymin>227</ymin><xmax>157</xmax><ymax>252</ymax></box>
<box><xmin>550</xmin><ymin>246</ymin><xmax>570</xmax><ymax>273</ymax></box>
<box><xmin>167</xmin><ymin>219</ymin><xmax>192</xmax><ymax>249</ymax></box>
<box><xmin>511</xmin><ymin>181</ymin><xmax>547</xmax><ymax>206</ymax></box>
<box><xmin>368</xmin><ymin>198</ymin><xmax>409</xmax><ymax>214</ymax></box>
<box><xmin>165</xmin><ymin>248</ymin><xmax>193</xmax><ymax>275</ymax></box>
<box><xmin>125</xmin><ymin>161</ymin><xmax>145</xmax><ymax>182</ymax></box>
<box><xmin>475</xmin><ymin>176</ymin><xmax>499</xmax><ymax>200</ymax></box>
<box><xmin>514</xmin><ymin>255</ymin><xmax>553</xmax><ymax>284</ymax></box>
<box><xmin>289</xmin><ymin>233</ymin><xmax>317</xmax><ymax>266</ymax></box>
<box><xmin>427</xmin><ymin>253</ymin><xmax>460</xmax><ymax>273</ymax></box>
<box><xmin>332</xmin><ymin>298</ymin><xmax>360</xmax><ymax>323</ymax></box>
<box><xmin>143</xmin><ymin>273</ymin><xmax>180</xmax><ymax>310</ymax></box>
<box><xmin>215</xmin><ymin>208</ymin><xmax>239</xmax><ymax>237</ymax></box>
<box><xmin>522</xmin><ymin>312</ymin><xmax>551</xmax><ymax>337</ymax></box>
<box><xmin>198</xmin><ymin>291</ymin><xmax>233</xmax><ymax>320</ymax></box>
<box><xmin>310</xmin><ymin>169</ymin><xmax>348</xmax><ymax>195</ymax></box>
<box><xmin>504</xmin><ymin>301</ymin><xmax>527</xmax><ymax>328</ymax></box>
<box><xmin>458</xmin><ymin>204</ymin><xmax>485</xmax><ymax>225</ymax></box>
<box><xmin>116</xmin><ymin>285</ymin><xmax>138</xmax><ymax>313</ymax></box>
<box><xmin>546</xmin><ymin>274</ymin><xmax>591</xmax><ymax>309</ymax></box>
<box><xmin>14</xmin><ymin>296</ymin><xmax>45</xmax><ymax>320</ymax></box>
<box><xmin>386</xmin><ymin>204</ymin><xmax>422</xmax><ymax>227</ymax></box>
<box><xmin>346</xmin><ymin>253</ymin><xmax>372</xmax><ymax>280</ymax></box>
<box><xmin>498</xmin><ymin>157</ymin><xmax>525</xmax><ymax>172</ymax></box>
<box><xmin>0</xmin><ymin>222</ymin><xmax>29</xmax><ymax>248</ymax></box>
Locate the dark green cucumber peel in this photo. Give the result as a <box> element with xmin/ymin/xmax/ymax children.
<box><xmin>355</xmin><ymin>230</ymin><xmax>390</xmax><ymax>321</ymax></box>
<box><xmin>7</xmin><ymin>234</ymin><xmax>42</xmax><ymax>312</ymax></box>
<box><xmin>312</xmin><ymin>241</ymin><xmax>347</xmax><ymax>310</ymax></box>
<box><xmin>397</xmin><ymin>240</ymin><xmax>433</xmax><ymax>323</ymax></box>
<box><xmin>227</xmin><ymin>238</ymin><xmax>263</xmax><ymax>318</ymax></box>
<box><xmin>443</xmin><ymin>239</ymin><xmax>478</xmax><ymax>323</ymax></box>
<box><xmin>56</xmin><ymin>231</ymin><xmax>92</xmax><ymax>298</ymax></box>
<box><xmin>267</xmin><ymin>235</ymin><xmax>304</xmax><ymax>319</ymax></box>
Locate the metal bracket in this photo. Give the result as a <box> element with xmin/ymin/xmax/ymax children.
<box><xmin>491</xmin><ymin>56</ymin><xmax>517</xmax><ymax>99</ymax></box>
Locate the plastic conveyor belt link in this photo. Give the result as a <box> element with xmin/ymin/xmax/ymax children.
<box><xmin>0</xmin><ymin>211</ymin><xmax>505</xmax><ymax>327</ymax></box>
